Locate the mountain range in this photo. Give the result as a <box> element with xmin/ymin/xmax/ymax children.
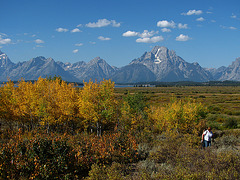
<box><xmin>0</xmin><ymin>46</ymin><xmax>239</xmax><ymax>83</ymax></box>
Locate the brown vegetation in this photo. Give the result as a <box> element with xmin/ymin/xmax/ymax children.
<box><xmin>0</xmin><ymin>78</ymin><xmax>239</xmax><ymax>179</ymax></box>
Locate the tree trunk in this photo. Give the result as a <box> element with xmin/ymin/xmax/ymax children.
<box><xmin>96</xmin><ymin>122</ymin><xmax>102</xmax><ymax>136</ymax></box>
<box><xmin>47</xmin><ymin>122</ymin><xmax>49</xmax><ymax>134</ymax></box>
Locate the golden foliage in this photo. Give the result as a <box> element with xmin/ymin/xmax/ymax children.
<box><xmin>0</xmin><ymin>77</ymin><xmax>79</xmax><ymax>130</ymax></box>
<box><xmin>148</xmin><ymin>98</ymin><xmax>207</xmax><ymax>134</ymax></box>
<box><xmin>78</xmin><ymin>79</ymin><xmax>118</xmax><ymax>129</ymax></box>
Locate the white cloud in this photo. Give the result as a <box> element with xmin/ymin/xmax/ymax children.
<box><xmin>123</xmin><ymin>29</ymin><xmax>160</xmax><ymax>39</ymax></box>
<box><xmin>161</xmin><ymin>28</ymin><xmax>171</xmax><ymax>32</ymax></box>
<box><xmin>86</xmin><ymin>19</ymin><xmax>109</xmax><ymax>27</ymax></box>
<box><xmin>122</xmin><ymin>31</ymin><xmax>139</xmax><ymax>37</ymax></box>
<box><xmin>73</xmin><ymin>49</ymin><xmax>79</xmax><ymax>53</ymax></box>
<box><xmin>123</xmin><ymin>30</ymin><xmax>158</xmax><ymax>38</ymax></box>
<box><xmin>0</xmin><ymin>33</ymin><xmax>8</xmax><ymax>37</ymax></box>
<box><xmin>136</xmin><ymin>36</ymin><xmax>164</xmax><ymax>43</ymax></box>
<box><xmin>75</xmin><ymin>43</ymin><xmax>83</xmax><ymax>46</ymax></box>
<box><xmin>0</xmin><ymin>34</ymin><xmax>11</xmax><ymax>45</ymax></box>
<box><xmin>0</xmin><ymin>37</ymin><xmax>11</xmax><ymax>45</ymax></box>
<box><xmin>176</xmin><ymin>34</ymin><xmax>191</xmax><ymax>41</ymax></box>
<box><xmin>220</xmin><ymin>25</ymin><xmax>237</xmax><ymax>30</ymax></box>
<box><xmin>123</xmin><ymin>30</ymin><xmax>161</xmax><ymax>43</ymax></box>
<box><xmin>182</xmin><ymin>10</ymin><xmax>203</xmax><ymax>16</ymax></box>
<box><xmin>35</xmin><ymin>39</ymin><xmax>44</xmax><ymax>44</ymax></box>
<box><xmin>231</xmin><ymin>14</ymin><xmax>237</xmax><ymax>19</ymax></box>
<box><xmin>139</xmin><ymin>30</ymin><xmax>158</xmax><ymax>38</ymax></box>
<box><xmin>56</xmin><ymin>28</ymin><xmax>69</xmax><ymax>32</ymax></box>
<box><xmin>111</xmin><ymin>20</ymin><xmax>121</xmax><ymax>27</ymax></box>
<box><xmin>157</xmin><ymin>20</ymin><xmax>176</xmax><ymax>28</ymax></box>
<box><xmin>36</xmin><ymin>45</ymin><xmax>44</xmax><ymax>48</ymax></box>
<box><xmin>229</xmin><ymin>26</ymin><xmax>237</xmax><ymax>30</ymax></box>
<box><xmin>86</xmin><ymin>19</ymin><xmax>121</xmax><ymax>28</ymax></box>
<box><xmin>77</xmin><ymin>24</ymin><xmax>82</xmax><ymax>27</ymax></box>
<box><xmin>178</xmin><ymin>23</ymin><xmax>188</xmax><ymax>29</ymax></box>
<box><xmin>71</xmin><ymin>28</ymin><xmax>82</xmax><ymax>33</ymax></box>
<box><xmin>89</xmin><ymin>41</ymin><xmax>96</xmax><ymax>44</ymax></box>
<box><xmin>98</xmin><ymin>36</ymin><xmax>111</xmax><ymax>41</ymax></box>
<box><xmin>196</xmin><ymin>17</ymin><xmax>205</xmax><ymax>22</ymax></box>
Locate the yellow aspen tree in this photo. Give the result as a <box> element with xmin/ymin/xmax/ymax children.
<box><xmin>41</xmin><ymin>77</ymin><xmax>62</xmax><ymax>128</ymax></box>
<box><xmin>34</xmin><ymin>77</ymin><xmax>53</xmax><ymax>129</ymax></box>
<box><xmin>0</xmin><ymin>80</ymin><xmax>17</xmax><ymax>129</ymax></box>
<box><xmin>148</xmin><ymin>98</ymin><xmax>207</xmax><ymax>135</ymax></box>
<box><xmin>33</xmin><ymin>77</ymin><xmax>46</xmax><ymax>125</ymax></box>
<box><xmin>78</xmin><ymin>79</ymin><xmax>118</xmax><ymax>135</ymax></box>
<box><xmin>14</xmin><ymin>79</ymin><xmax>41</xmax><ymax>130</ymax></box>
<box><xmin>52</xmin><ymin>78</ymin><xmax>79</xmax><ymax>130</ymax></box>
<box><xmin>32</xmin><ymin>77</ymin><xmax>62</xmax><ymax>128</ymax></box>
<box><xmin>32</xmin><ymin>77</ymin><xmax>79</xmax><ymax>132</ymax></box>
<box><xmin>13</xmin><ymin>79</ymin><xmax>30</xmax><ymax>130</ymax></box>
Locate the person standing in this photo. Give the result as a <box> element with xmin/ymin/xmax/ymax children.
<box><xmin>202</xmin><ymin>127</ymin><xmax>213</xmax><ymax>148</ymax></box>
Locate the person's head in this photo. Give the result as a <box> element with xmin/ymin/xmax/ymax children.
<box><xmin>208</xmin><ymin>127</ymin><xmax>211</xmax><ymax>131</ymax></box>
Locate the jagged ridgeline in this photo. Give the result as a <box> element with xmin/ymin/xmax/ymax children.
<box><xmin>0</xmin><ymin>47</ymin><xmax>240</xmax><ymax>83</ymax></box>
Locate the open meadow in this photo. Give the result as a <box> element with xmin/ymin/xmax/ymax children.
<box><xmin>115</xmin><ymin>86</ymin><xmax>240</xmax><ymax>130</ymax></box>
<box><xmin>0</xmin><ymin>79</ymin><xmax>240</xmax><ymax>179</ymax></box>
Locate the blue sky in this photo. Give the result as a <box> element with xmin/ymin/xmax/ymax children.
<box><xmin>1</xmin><ymin>0</ymin><xmax>240</xmax><ymax>68</ymax></box>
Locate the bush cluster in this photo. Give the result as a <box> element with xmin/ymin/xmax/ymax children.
<box><xmin>86</xmin><ymin>132</ymin><xmax>240</xmax><ymax>180</ymax></box>
<box><xmin>0</xmin><ymin>131</ymin><xmax>138</xmax><ymax>179</ymax></box>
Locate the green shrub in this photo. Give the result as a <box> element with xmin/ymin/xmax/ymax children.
<box><xmin>214</xmin><ymin>135</ymin><xmax>239</xmax><ymax>148</ymax></box>
<box><xmin>152</xmin><ymin>143</ymin><xmax>240</xmax><ymax>180</ymax></box>
<box><xmin>206</xmin><ymin>113</ymin><xmax>227</xmax><ymax>123</ymax></box>
<box><xmin>208</xmin><ymin>105</ymin><xmax>221</xmax><ymax>114</ymax></box>
<box><xmin>224</xmin><ymin>118</ymin><xmax>238</xmax><ymax>129</ymax></box>
<box><xmin>148</xmin><ymin>133</ymin><xmax>186</xmax><ymax>164</ymax></box>
<box><xmin>86</xmin><ymin>163</ymin><xmax>128</xmax><ymax>180</ymax></box>
<box><xmin>137</xmin><ymin>159</ymin><xmax>157</xmax><ymax>174</ymax></box>
<box><xmin>206</xmin><ymin>120</ymin><xmax>223</xmax><ymax>130</ymax></box>
<box><xmin>137</xmin><ymin>143</ymin><xmax>151</xmax><ymax>160</ymax></box>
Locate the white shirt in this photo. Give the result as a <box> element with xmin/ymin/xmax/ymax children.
<box><xmin>203</xmin><ymin>130</ymin><xmax>213</xmax><ymax>141</ymax></box>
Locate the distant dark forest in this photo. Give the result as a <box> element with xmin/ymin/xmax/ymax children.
<box><xmin>146</xmin><ymin>81</ymin><xmax>240</xmax><ymax>87</ymax></box>
<box><xmin>1</xmin><ymin>79</ymin><xmax>240</xmax><ymax>87</ymax></box>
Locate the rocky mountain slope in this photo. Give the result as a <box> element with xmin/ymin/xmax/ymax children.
<box><xmin>0</xmin><ymin>54</ymin><xmax>78</xmax><ymax>82</ymax></box>
<box><xmin>113</xmin><ymin>46</ymin><xmax>212</xmax><ymax>83</ymax></box>
<box><xmin>0</xmin><ymin>47</ymin><xmax>239</xmax><ymax>83</ymax></box>
<box><xmin>217</xmin><ymin>58</ymin><xmax>240</xmax><ymax>81</ymax></box>
<box><xmin>57</xmin><ymin>57</ymin><xmax>117</xmax><ymax>82</ymax></box>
